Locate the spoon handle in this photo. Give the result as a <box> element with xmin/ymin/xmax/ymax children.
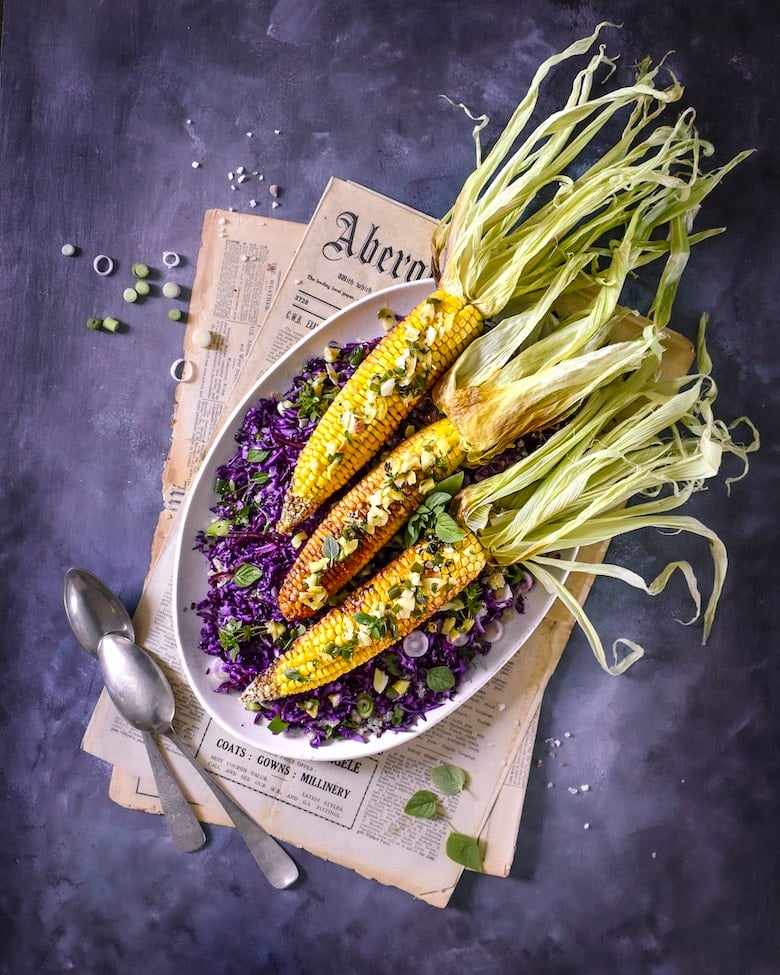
<box><xmin>141</xmin><ymin>730</ymin><xmax>207</xmax><ymax>853</ymax></box>
<box><xmin>164</xmin><ymin>728</ymin><xmax>299</xmax><ymax>889</ymax></box>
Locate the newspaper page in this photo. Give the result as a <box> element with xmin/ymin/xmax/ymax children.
<box><xmin>149</xmin><ymin>212</ymin><xmax>302</xmax><ymax>566</ymax></box>
<box><xmin>83</xmin><ymin>179</ymin><xmax>605</xmax><ymax>906</ymax></box>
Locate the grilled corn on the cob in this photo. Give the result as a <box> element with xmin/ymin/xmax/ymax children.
<box><xmin>241</xmin><ymin>531</ymin><xmax>488</xmax><ymax>703</ymax></box>
<box><xmin>276</xmin><ymin>291</ymin><xmax>481</xmax><ymax>533</ymax></box>
<box><xmin>278</xmin><ymin>418</ymin><xmax>465</xmax><ymax>619</ymax></box>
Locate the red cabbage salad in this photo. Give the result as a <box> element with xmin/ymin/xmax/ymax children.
<box><xmin>193</xmin><ymin>339</ymin><xmax>544</xmax><ymax>748</ymax></box>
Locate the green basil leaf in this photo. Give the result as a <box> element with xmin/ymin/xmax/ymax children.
<box><xmin>435</xmin><ymin>471</ymin><xmax>465</xmax><ymax>497</ymax></box>
<box><xmin>426</xmin><ymin>665</ymin><xmax>455</xmax><ymax>691</ymax></box>
<box><xmin>404</xmin><ymin>513</ymin><xmax>423</xmax><ymax>547</ymax></box>
<box><xmin>424</xmin><ymin>491</ymin><xmax>453</xmax><ymax>511</ymax></box>
<box><xmin>354</xmin><ymin>611</ymin><xmax>379</xmax><ymax>628</ymax></box>
<box><xmin>404</xmin><ymin>789</ymin><xmax>439</xmax><ymax>819</ymax></box>
<box><xmin>322</xmin><ymin>533</ymin><xmax>341</xmax><ymax>564</ymax></box>
<box><xmin>434</xmin><ymin>512</ymin><xmax>465</xmax><ymax>543</ymax></box>
<box><xmin>445</xmin><ymin>831</ymin><xmax>483</xmax><ymax>871</ymax></box>
<box><xmin>430</xmin><ymin>764</ymin><xmax>467</xmax><ymax>796</ymax></box>
<box><xmin>246</xmin><ymin>448</ymin><xmax>270</xmax><ymax>463</ymax></box>
<box><xmin>233</xmin><ymin>563</ymin><xmax>262</xmax><ymax>588</ymax></box>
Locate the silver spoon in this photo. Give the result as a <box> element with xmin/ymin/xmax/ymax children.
<box><xmin>98</xmin><ymin>632</ymin><xmax>299</xmax><ymax>890</ymax></box>
<box><xmin>63</xmin><ymin>568</ymin><xmax>207</xmax><ymax>853</ymax></box>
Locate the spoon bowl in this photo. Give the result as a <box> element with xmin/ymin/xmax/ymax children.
<box><xmin>63</xmin><ymin>567</ymin><xmax>135</xmax><ymax>655</ymax></box>
<box><xmin>98</xmin><ymin>631</ymin><xmax>175</xmax><ymax>732</ymax></box>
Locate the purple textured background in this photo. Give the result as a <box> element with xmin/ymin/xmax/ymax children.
<box><xmin>1</xmin><ymin>2</ymin><xmax>778</xmax><ymax>973</ymax></box>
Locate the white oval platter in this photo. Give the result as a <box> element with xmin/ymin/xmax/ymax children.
<box><xmin>173</xmin><ymin>278</ymin><xmax>569</xmax><ymax>762</ymax></box>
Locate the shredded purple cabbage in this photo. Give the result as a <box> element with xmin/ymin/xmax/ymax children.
<box><xmin>194</xmin><ymin>340</ymin><xmax>541</xmax><ymax>748</ymax></box>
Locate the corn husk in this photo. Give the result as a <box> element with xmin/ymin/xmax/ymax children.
<box><xmin>454</xmin><ymin>322</ymin><xmax>759</xmax><ymax>673</ymax></box>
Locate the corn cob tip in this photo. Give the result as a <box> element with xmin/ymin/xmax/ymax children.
<box><xmin>240</xmin><ymin>677</ymin><xmax>275</xmax><ymax>705</ymax></box>
<box><xmin>276</xmin><ymin>493</ymin><xmax>312</xmax><ymax>535</ymax></box>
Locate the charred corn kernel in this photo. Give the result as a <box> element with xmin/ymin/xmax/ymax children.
<box><xmin>277</xmin><ymin>418</ymin><xmax>467</xmax><ymax>621</ymax></box>
<box><xmin>276</xmin><ymin>291</ymin><xmax>482</xmax><ymax>533</ymax></box>
<box><xmin>241</xmin><ymin>531</ymin><xmax>488</xmax><ymax>701</ymax></box>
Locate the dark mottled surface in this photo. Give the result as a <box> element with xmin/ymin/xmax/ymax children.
<box><xmin>1</xmin><ymin>1</ymin><xmax>778</xmax><ymax>973</ymax></box>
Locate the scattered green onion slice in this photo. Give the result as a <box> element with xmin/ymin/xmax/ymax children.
<box><xmin>355</xmin><ymin>693</ymin><xmax>374</xmax><ymax>718</ymax></box>
<box><xmin>170</xmin><ymin>358</ymin><xmax>193</xmax><ymax>382</ymax></box>
<box><xmin>167</xmin><ymin>307</ymin><xmax>183</xmax><ymax>322</ymax></box>
<box><xmin>86</xmin><ymin>316</ymin><xmax>102</xmax><ymax>330</ymax></box>
<box><xmin>123</xmin><ymin>287</ymin><xmax>138</xmax><ymax>303</ymax></box>
<box><xmin>134</xmin><ymin>279</ymin><xmax>151</xmax><ymax>297</ymax></box>
<box><xmin>162</xmin><ymin>281</ymin><xmax>181</xmax><ymax>299</ymax></box>
<box><xmin>103</xmin><ymin>316</ymin><xmax>120</xmax><ymax>333</ymax></box>
<box><xmin>132</xmin><ymin>262</ymin><xmax>150</xmax><ymax>278</ymax></box>
<box><xmin>61</xmin><ymin>243</ymin><xmax>76</xmax><ymax>257</ymax></box>
<box><xmin>93</xmin><ymin>255</ymin><xmax>114</xmax><ymax>276</ymax></box>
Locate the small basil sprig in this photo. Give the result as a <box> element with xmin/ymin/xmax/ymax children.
<box><xmin>403</xmin><ymin>763</ymin><xmax>482</xmax><ymax>871</ymax></box>
<box><xmin>404</xmin><ymin>471</ymin><xmax>465</xmax><ymax>547</ymax></box>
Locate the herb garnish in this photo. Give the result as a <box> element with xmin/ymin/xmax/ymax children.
<box><xmin>404</xmin><ymin>471</ymin><xmax>465</xmax><ymax>546</ymax></box>
<box><xmin>404</xmin><ymin>764</ymin><xmax>482</xmax><ymax>871</ymax></box>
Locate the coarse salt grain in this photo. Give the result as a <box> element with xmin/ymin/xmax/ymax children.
<box><xmin>568</xmin><ymin>787</ymin><xmax>579</xmax><ymax>795</ymax></box>
<box><xmin>191</xmin><ymin>161</ymin><xmax>201</xmax><ymax>168</ymax></box>
<box><xmin>580</xmin><ymin>784</ymin><xmax>590</xmax><ymax>792</ymax></box>
<box><xmin>583</xmin><ymin>823</ymin><xmax>590</xmax><ymax>830</ymax></box>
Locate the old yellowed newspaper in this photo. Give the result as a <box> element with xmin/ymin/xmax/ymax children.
<box><xmin>84</xmin><ymin>179</ymin><xmax>604</xmax><ymax>907</ymax></box>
